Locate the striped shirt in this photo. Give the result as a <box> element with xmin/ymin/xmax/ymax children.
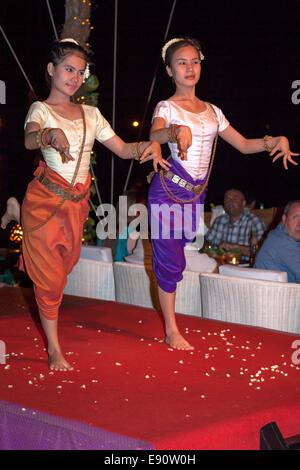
<box><xmin>205</xmin><ymin>210</ymin><xmax>266</xmax><ymax>260</ymax></box>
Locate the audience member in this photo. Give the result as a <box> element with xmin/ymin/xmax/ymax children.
<box><xmin>254</xmin><ymin>200</ymin><xmax>300</xmax><ymax>283</ymax></box>
<box><xmin>205</xmin><ymin>189</ymin><xmax>265</xmax><ymax>261</ymax></box>
<box><xmin>112</xmin><ymin>188</ymin><xmax>145</xmax><ymax>262</ymax></box>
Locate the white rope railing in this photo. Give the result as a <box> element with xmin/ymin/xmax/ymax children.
<box><xmin>110</xmin><ymin>0</ymin><xmax>118</xmax><ymax>205</ymax></box>
<box><xmin>45</xmin><ymin>0</ymin><xmax>59</xmax><ymax>40</ymax></box>
<box><xmin>90</xmin><ymin>162</ymin><xmax>102</xmax><ymax>206</ymax></box>
<box><xmin>122</xmin><ymin>0</ymin><xmax>177</xmax><ymax>194</ymax></box>
<box><xmin>0</xmin><ymin>24</ymin><xmax>36</xmax><ymax>97</ymax></box>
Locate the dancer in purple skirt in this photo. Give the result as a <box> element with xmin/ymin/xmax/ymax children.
<box><xmin>148</xmin><ymin>37</ymin><xmax>298</xmax><ymax>350</ymax></box>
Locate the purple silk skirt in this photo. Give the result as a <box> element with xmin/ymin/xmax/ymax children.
<box><xmin>148</xmin><ymin>158</ymin><xmax>208</xmax><ymax>293</ymax></box>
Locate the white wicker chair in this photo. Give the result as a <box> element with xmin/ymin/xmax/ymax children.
<box><xmin>219</xmin><ymin>264</ymin><xmax>288</xmax><ymax>282</ymax></box>
<box><xmin>63</xmin><ymin>247</ymin><xmax>115</xmax><ymax>301</ymax></box>
<box><xmin>200</xmin><ymin>273</ymin><xmax>300</xmax><ymax>334</ymax></box>
<box><xmin>113</xmin><ymin>262</ymin><xmax>202</xmax><ymax>317</ymax></box>
<box><xmin>80</xmin><ymin>245</ymin><xmax>113</xmax><ymax>262</ymax></box>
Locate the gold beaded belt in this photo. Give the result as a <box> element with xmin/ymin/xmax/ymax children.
<box><xmin>38</xmin><ymin>173</ymin><xmax>88</xmax><ymax>202</ymax></box>
<box><xmin>163</xmin><ymin>170</ymin><xmax>203</xmax><ymax>194</ymax></box>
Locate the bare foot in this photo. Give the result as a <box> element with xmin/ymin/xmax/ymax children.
<box><xmin>48</xmin><ymin>349</ymin><xmax>74</xmax><ymax>371</ymax></box>
<box><xmin>1</xmin><ymin>197</ymin><xmax>20</xmax><ymax>229</ymax></box>
<box><xmin>165</xmin><ymin>331</ymin><xmax>194</xmax><ymax>351</ymax></box>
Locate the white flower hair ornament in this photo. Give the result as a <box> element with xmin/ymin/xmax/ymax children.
<box><xmin>83</xmin><ymin>63</ymin><xmax>90</xmax><ymax>83</ymax></box>
<box><xmin>161</xmin><ymin>38</ymin><xmax>205</xmax><ymax>63</ymax></box>
<box><xmin>60</xmin><ymin>38</ymin><xmax>79</xmax><ymax>45</ymax></box>
<box><xmin>161</xmin><ymin>38</ymin><xmax>182</xmax><ymax>62</ymax></box>
<box><xmin>60</xmin><ymin>38</ymin><xmax>90</xmax><ymax>83</ymax></box>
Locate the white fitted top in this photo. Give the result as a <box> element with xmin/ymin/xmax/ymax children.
<box><xmin>152</xmin><ymin>100</ymin><xmax>229</xmax><ymax>180</ymax></box>
<box><xmin>24</xmin><ymin>101</ymin><xmax>115</xmax><ymax>184</ymax></box>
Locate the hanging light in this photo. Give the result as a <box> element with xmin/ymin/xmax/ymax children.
<box><xmin>9</xmin><ymin>224</ymin><xmax>23</xmax><ymax>244</ymax></box>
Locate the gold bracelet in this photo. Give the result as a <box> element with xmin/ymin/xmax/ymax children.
<box><xmin>36</xmin><ymin>128</ymin><xmax>52</xmax><ymax>149</ymax></box>
<box><xmin>137</xmin><ymin>141</ymin><xmax>146</xmax><ymax>160</ymax></box>
<box><xmin>131</xmin><ymin>141</ymin><xmax>146</xmax><ymax>161</ymax></box>
<box><xmin>131</xmin><ymin>142</ymin><xmax>139</xmax><ymax>160</ymax></box>
<box><xmin>167</xmin><ymin>125</ymin><xmax>177</xmax><ymax>143</ymax></box>
<box><xmin>41</xmin><ymin>128</ymin><xmax>53</xmax><ymax>146</ymax></box>
<box><xmin>167</xmin><ymin>124</ymin><xmax>181</xmax><ymax>143</ymax></box>
<box><xmin>41</xmin><ymin>129</ymin><xmax>48</xmax><ymax>147</ymax></box>
<box><xmin>263</xmin><ymin>135</ymin><xmax>273</xmax><ymax>153</ymax></box>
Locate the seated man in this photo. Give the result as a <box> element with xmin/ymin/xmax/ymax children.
<box><xmin>205</xmin><ymin>189</ymin><xmax>265</xmax><ymax>262</ymax></box>
<box><xmin>254</xmin><ymin>200</ymin><xmax>300</xmax><ymax>283</ymax></box>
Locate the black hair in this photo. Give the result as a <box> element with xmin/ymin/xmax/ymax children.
<box><xmin>224</xmin><ymin>188</ymin><xmax>246</xmax><ymax>199</ymax></box>
<box><xmin>50</xmin><ymin>39</ymin><xmax>91</xmax><ymax>65</ymax></box>
<box><xmin>164</xmin><ymin>37</ymin><xmax>203</xmax><ymax>68</ymax></box>
<box><xmin>45</xmin><ymin>39</ymin><xmax>93</xmax><ymax>88</ymax></box>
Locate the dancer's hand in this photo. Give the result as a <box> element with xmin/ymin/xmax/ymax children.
<box><xmin>139</xmin><ymin>141</ymin><xmax>171</xmax><ymax>172</ymax></box>
<box><xmin>176</xmin><ymin>125</ymin><xmax>192</xmax><ymax>160</ymax></box>
<box><xmin>48</xmin><ymin>129</ymin><xmax>75</xmax><ymax>163</ymax></box>
<box><xmin>270</xmin><ymin>136</ymin><xmax>298</xmax><ymax>170</ymax></box>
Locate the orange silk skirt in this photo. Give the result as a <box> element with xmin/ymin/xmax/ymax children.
<box><xmin>20</xmin><ymin>162</ymin><xmax>90</xmax><ymax>320</ymax></box>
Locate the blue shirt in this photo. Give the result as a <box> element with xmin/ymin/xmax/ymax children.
<box><xmin>254</xmin><ymin>223</ymin><xmax>300</xmax><ymax>283</ymax></box>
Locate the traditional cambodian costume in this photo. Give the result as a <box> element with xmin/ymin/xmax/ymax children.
<box><xmin>148</xmin><ymin>100</ymin><xmax>229</xmax><ymax>293</ymax></box>
<box><xmin>21</xmin><ymin>101</ymin><xmax>115</xmax><ymax>320</ymax></box>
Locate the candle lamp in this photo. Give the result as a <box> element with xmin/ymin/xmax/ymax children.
<box><xmin>225</xmin><ymin>252</ymin><xmax>241</xmax><ymax>265</ymax></box>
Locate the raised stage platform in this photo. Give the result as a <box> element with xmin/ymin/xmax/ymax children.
<box><xmin>0</xmin><ymin>286</ymin><xmax>300</xmax><ymax>450</ymax></box>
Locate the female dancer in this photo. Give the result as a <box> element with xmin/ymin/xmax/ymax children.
<box><xmin>148</xmin><ymin>37</ymin><xmax>298</xmax><ymax>351</ymax></box>
<box><xmin>15</xmin><ymin>38</ymin><xmax>169</xmax><ymax>371</ymax></box>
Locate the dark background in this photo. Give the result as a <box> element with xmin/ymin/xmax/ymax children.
<box><xmin>0</xmin><ymin>0</ymin><xmax>299</xmax><ymax>246</ymax></box>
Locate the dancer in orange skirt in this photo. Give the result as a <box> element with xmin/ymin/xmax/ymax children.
<box><xmin>4</xmin><ymin>38</ymin><xmax>169</xmax><ymax>371</ymax></box>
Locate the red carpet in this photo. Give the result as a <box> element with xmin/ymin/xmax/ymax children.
<box><xmin>1</xmin><ymin>286</ymin><xmax>300</xmax><ymax>450</ymax></box>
